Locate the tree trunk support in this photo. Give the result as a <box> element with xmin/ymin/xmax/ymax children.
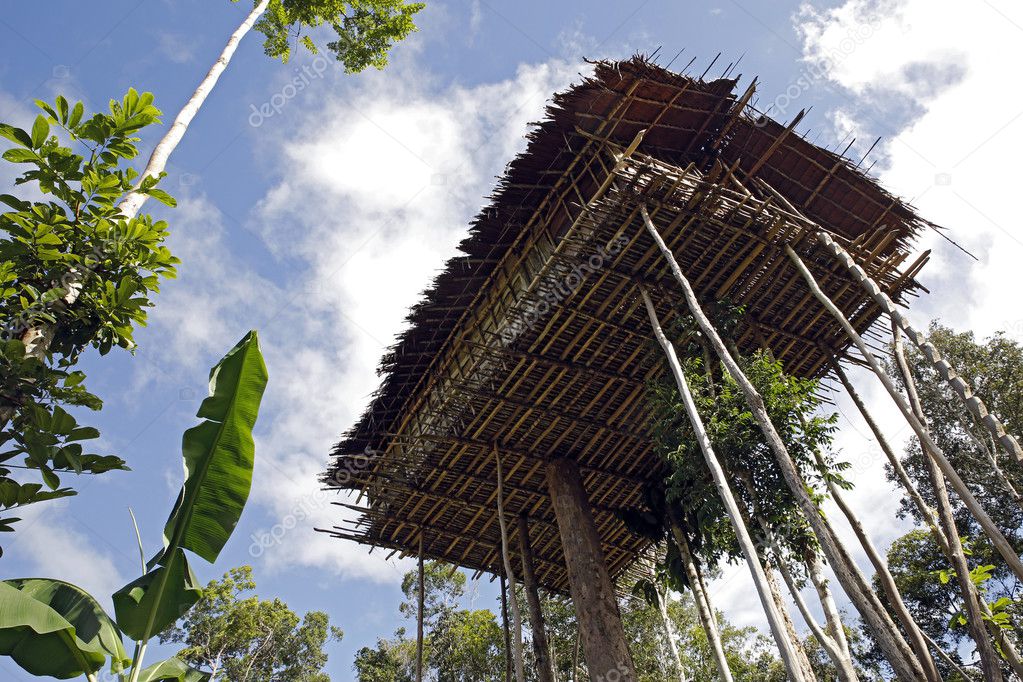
<box><xmin>640</xmin><ymin>286</ymin><xmax>805</xmax><ymax>681</ymax></box>
<box><xmin>641</xmin><ymin>204</ymin><xmax>922</xmax><ymax>681</ymax></box>
<box><xmin>546</xmin><ymin>457</ymin><xmax>637</xmax><ymax>681</ymax></box>
<box><xmin>815</xmin><ymin>229</ymin><xmax>1023</xmax><ymax>464</ymax></box>
<box><xmin>517</xmin><ymin>514</ymin><xmax>555</xmax><ymax>682</ymax></box>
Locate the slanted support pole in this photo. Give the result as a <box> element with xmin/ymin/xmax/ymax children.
<box><xmin>641</xmin><ymin>204</ymin><xmax>922</xmax><ymax>681</ymax></box>
<box><xmin>786</xmin><ymin>243</ymin><xmax>1023</xmax><ymax>584</ymax></box>
<box><xmin>666</xmin><ymin>510</ymin><xmax>734</xmax><ymax>682</ymax></box>
<box><xmin>517</xmin><ymin>514</ymin><xmax>555</xmax><ymax>682</ymax></box>
<box><xmin>893</xmin><ymin>326</ymin><xmax>1005</xmax><ymax>682</ymax></box>
<box><xmin>640</xmin><ymin>286</ymin><xmax>805</xmax><ymax>682</ymax></box>
<box><xmin>416</xmin><ymin>533</ymin><xmax>425</xmax><ymax>682</ymax></box>
<box><xmin>814</xmin><ymin>229</ymin><xmax>1023</xmax><ymax>464</ymax></box>
<box><xmin>546</xmin><ymin>457</ymin><xmax>636</xmax><ymax>681</ymax></box>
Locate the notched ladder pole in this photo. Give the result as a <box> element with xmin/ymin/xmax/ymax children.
<box><xmin>786</xmin><ymin>243</ymin><xmax>1023</xmax><ymax>584</ymax></box>
<box><xmin>639</xmin><ymin>285</ymin><xmax>805</xmax><ymax>682</ymax></box>
<box><xmin>815</xmin><ymin>230</ymin><xmax>1023</xmax><ymax>464</ymax></box>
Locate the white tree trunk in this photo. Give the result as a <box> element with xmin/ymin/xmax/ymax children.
<box><xmin>17</xmin><ymin>0</ymin><xmax>270</xmax><ymax>369</ymax></box>
<box><xmin>118</xmin><ymin>0</ymin><xmax>269</xmax><ymax>220</ymax></box>
<box><xmin>640</xmin><ymin>286</ymin><xmax>807</xmax><ymax>682</ymax></box>
<box><xmin>643</xmin><ymin>206</ymin><xmax>923</xmax><ymax>680</ymax></box>
<box><xmin>494</xmin><ymin>446</ymin><xmax>526</xmax><ymax>682</ymax></box>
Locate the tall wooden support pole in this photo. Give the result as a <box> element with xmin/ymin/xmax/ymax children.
<box><xmin>641</xmin><ymin>205</ymin><xmax>922</xmax><ymax>681</ymax></box>
<box><xmin>807</xmin><ymin>438</ymin><xmax>940</xmax><ymax>681</ymax></box>
<box><xmin>640</xmin><ymin>287</ymin><xmax>805</xmax><ymax>682</ymax></box>
<box><xmin>785</xmin><ymin>244</ymin><xmax>1023</xmax><ymax>584</ymax></box>
<box><xmin>839</xmin><ymin>360</ymin><xmax>1023</xmax><ymax>676</ymax></box>
<box><xmin>546</xmin><ymin>457</ymin><xmax>637</xmax><ymax>681</ymax></box>
<box><xmin>666</xmin><ymin>512</ymin><xmax>734</xmax><ymax>682</ymax></box>
<box><xmin>494</xmin><ymin>446</ymin><xmax>526</xmax><ymax>682</ymax></box>
<box><xmin>815</xmin><ymin>230</ymin><xmax>1023</xmax><ymax>464</ymax></box>
<box><xmin>416</xmin><ymin>533</ymin><xmax>425</xmax><ymax>682</ymax></box>
<box><xmin>500</xmin><ymin>573</ymin><xmax>512</xmax><ymax>682</ymax></box>
<box><xmin>517</xmin><ymin>514</ymin><xmax>555</xmax><ymax>682</ymax></box>
<box><xmin>893</xmin><ymin>326</ymin><xmax>1006</xmax><ymax>682</ymax></box>
<box><xmin>832</xmin><ymin>361</ymin><xmax>948</xmax><ymax>550</ymax></box>
<box><xmin>647</xmin><ymin>559</ymin><xmax>688</xmax><ymax>682</ymax></box>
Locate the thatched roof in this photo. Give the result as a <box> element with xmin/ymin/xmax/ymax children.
<box><xmin>320</xmin><ymin>56</ymin><xmax>932</xmax><ymax>593</ymax></box>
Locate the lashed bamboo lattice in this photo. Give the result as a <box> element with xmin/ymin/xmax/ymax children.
<box><xmin>321</xmin><ymin>57</ymin><xmax>933</xmax><ymax>594</ymax></box>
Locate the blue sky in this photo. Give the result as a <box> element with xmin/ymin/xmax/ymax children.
<box><xmin>2</xmin><ymin>0</ymin><xmax>1022</xmax><ymax>678</ymax></box>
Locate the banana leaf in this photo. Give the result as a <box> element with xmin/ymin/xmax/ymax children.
<box><xmin>136</xmin><ymin>655</ymin><xmax>211</xmax><ymax>682</ymax></box>
<box><xmin>0</xmin><ymin>578</ymin><xmax>129</xmax><ymax>679</ymax></box>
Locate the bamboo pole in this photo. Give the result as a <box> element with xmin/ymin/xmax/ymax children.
<box><xmin>786</xmin><ymin>244</ymin><xmax>1023</xmax><ymax>584</ymax></box>
<box><xmin>893</xmin><ymin>326</ymin><xmax>1005</xmax><ymax>682</ymax></box>
<box><xmin>639</xmin><ymin>286</ymin><xmax>807</xmax><ymax>682</ymax></box>
<box><xmin>831</xmin><ymin>361</ymin><xmax>948</xmax><ymax>551</ymax></box>
<box><xmin>814</xmin><ymin>229</ymin><xmax>1023</xmax><ymax>464</ymax></box>
<box><xmin>494</xmin><ymin>445</ymin><xmax>526</xmax><ymax>682</ymax></box>
<box><xmin>416</xmin><ymin>533</ymin><xmax>425</xmax><ymax>682</ymax></box>
<box><xmin>666</xmin><ymin>513</ymin><xmax>734</xmax><ymax>682</ymax></box>
<box><xmin>643</xmin><ymin>206</ymin><xmax>923</xmax><ymax>681</ymax></box>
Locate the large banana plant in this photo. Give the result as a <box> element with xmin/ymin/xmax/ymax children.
<box><xmin>0</xmin><ymin>331</ymin><xmax>267</xmax><ymax>681</ymax></box>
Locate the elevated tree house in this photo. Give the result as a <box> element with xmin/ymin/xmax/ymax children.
<box><xmin>320</xmin><ymin>57</ymin><xmax>1016</xmax><ymax>680</ymax></box>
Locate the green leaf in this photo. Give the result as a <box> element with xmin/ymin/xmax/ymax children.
<box><xmin>143</xmin><ymin>187</ymin><xmax>177</xmax><ymax>207</ymax></box>
<box><xmin>135</xmin><ymin>656</ymin><xmax>211</xmax><ymax>682</ymax></box>
<box><xmin>0</xmin><ymin>579</ymin><xmax>129</xmax><ymax>679</ymax></box>
<box><xmin>2</xmin><ymin>148</ymin><xmax>38</xmax><ymax>164</ymax></box>
<box><xmin>30</xmin><ymin>115</ymin><xmax>49</xmax><ymax>148</ymax></box>
<box><xmin>159</xmin><ymin>331</ymin><xmax>267</xmax><ymax>564</ymax></box>
<box><xmin>111</xmin><ymin>548</ymin><xmax>201</xmax><ymax>641</ymax></box>
<box><xmin>0</xmin><ymin>125</ymin><xmax>32</xmax><ymax>148</ymax></box>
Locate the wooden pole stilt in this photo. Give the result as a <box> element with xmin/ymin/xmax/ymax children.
<box><xmin>640</xmin><ymin>286</ymin><xmax>806</xmax><ymax>682</ymax></box>
<box><xmin>642</xmin><ymin>206</ymin><xmax>923</xmax><ymax>681</ymax></box>
<box><xmin>500</xmin><ymin>572</ymin><xmax>512</xmax><ymax>682</ymax></box>
<box><xmin>832</xmin><ymin>361</ymin><xmax>948</xmax><ymax>551</ymax></box>
<box><xmin>807</xmin><ymin>436</ymin><xmax>940</xmax><ymax>681</ymax></box>
<box><xmin>666</xmin><ymin>512</ymin><xmax>733</xmax><ymax>682</ymax></box>
<box><xmin>494</xmin><ymin>445</ymin><xmax>526</xmax><ymax>682</ymax></box>
<box><xmin>647</xmin><ymin>558</ymin><xmax>688</xmax><ymax>682</ymax></box>
<box><xmin>786</xmin><ymin>244</ymin><xmax>1023</xmax><ymax>584</ymax></box>
<box><xmin>416</xmin><ymin>533</ymin><xmax>425</xmax><ymax>682</ymax></box>
<box><xmin>815</xmin><ymin>229</ymin><xmax>1023</xmax><ymax>464</ymax></box>
<box><xmin>773</xmin><ymin>547</ymin><xmax>858</xmax><ymax>682</ymax></box>
<box><xmin>763</xmin><ymin>558</ymin><xmax>819</xmax><ymax>682</ymax></box>
<box><xmin>517</xmin><ymin>514</ymin><xmax>555</xmax><ymax>682</ymax></box>
<box><xmin>893</xmin><ymin>326</ymin><xmax>1005</xmax><ymax>682</ymax></box>
<box><xmin>546</xmin><ymin>457</ymin><xmax>637</xmax><ymax>681</ymax></box>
